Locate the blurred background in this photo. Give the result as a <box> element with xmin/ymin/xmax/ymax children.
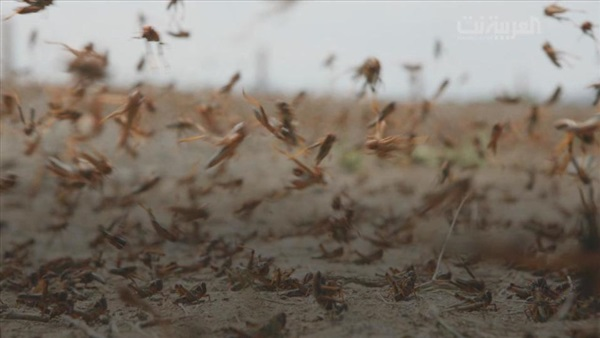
<box><xmin>1</xmin><ymin>0</ymin><xmax>599</xmax><ymax>103</ymax></box>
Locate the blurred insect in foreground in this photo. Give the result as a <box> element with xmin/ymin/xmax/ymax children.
<box><xmin>46</xmin><ymin>156</ymin><xmax>109</xmax><ymax>189</ymax></box>
<box><xmin>167</xmin><ymin>29</ymin><xmax>191</xmax><ymax>39</ymax></box>
<box><xmin>232</xmin><ymin>1</ymin><xmax>298</xmax><ymax>41</ymax></box>
<box><xmin>167</xmin><ymin>0</ymin><xmax>184</xmax><ymax>12</ymax></box>
<box><xmin>166</xmin><ymin>117</ymin><xmax>205</xmax><ymax>138</ymax></box>
<box><xmin>367</xmin><ymin>101</ymin><xmax>395</xmax><ymax>128</ymax></box>
<box><xmin>179</xmin><ymin>122</ymin><xmax>247</xmax><ymax>169</ymax></box>
<box><xmin>402</xmin><ymin>63</ymin><xmax>423</xmax><ymax>104</ymax></box>
<box><xmin>47</xmin><ymin>41</ymin><xmax>109</xmax><ymax>84</ymax></box>
<box><xmin>167</xmin><ymin>0</ymin><xmax>185</xmax><ymax>21</ymax></box>
<box><xmin>101</xmin><ymin>90</ymin><xmax>153</xmax><ymax>156</ymax></box>
<box><xmin>551</xmin><ymin>113</ymin><xmax>600</xmax><ymax>176</ymax></box>
<box><xmin>243</xmin><ymin>91</ymin><xmax>302</xmax><ymax>147</ymax></box>
<box><xmin>421</xmin><ymin>78</ymin><xmax>450</xmax><ymax>120</ymax></box>
<box><xmin>258</xmin><ymin>0</ymin><xmax>299</xmax><ymax>20</ymax></box>
<box><xmin>579</xmin><ymin>21</ymin><xmax>597</xmax><ymax>42</ymax></box>
<box><xmin>590</xmin><ymin>82</ymin><xmax>600</xmax><ymax>106</ymax></box>
<box><xmin>438</xmin><ymin>160</ymin><xmax>453</xmax><ymax>185</ymax></box>
<box><xmin>138</xmin><ymin>11</ymin><xmax>147</xmax><ymax>26</ymax></box>
<box><xmin>578</xmin><ymin>21</ymin><xmax>600</xmax><ymax>56</ymax></box>
<box><xmin>276</xmin><ymin>101</ymin><xmax>299</xmax><ymax>146</ymax></box>
<box><xmin>292</xmin><ymin>90</ymin><xmax>307</xmax><ymax>108</ymax></box>
<box><xmin>18</xmin><ymin>107</ymin><xmax>46</xmax><ymax>156</ymax></box>
<box><xmin>136</xmin><ymin>55</ymin><xmax>146</xmax><ymax>72</ymax></box>
<box><xmin>545</xmin><ymin>85</ymin><xmax>562</xmax><ymax>107</ymax></box>
<box><xmin>554</xmin><ymin>113</ymin><xmax>600</xmax><ymax>146</ymax></box>
<box><xmin>3</xmin><ymin>0</ymin><xmax>53</xmax><ymax>21</ymax></box>
<box><xmin>495</xmin><ymin>92</ymin><xmax>521</xmax><ymax>105</ymax></box>
<box><xmin>28</xmin><ymin>29</ymin><xmax>38</xmax><ymax>49</ymax></box>
<box><xmin>527</xmin><ymin>105</ymin><xmax>540</xmax><ymax>137</ymax></box>
<box><xmin>218</xmin><ymin>72</ymin><xmax>241</xmax><ymax>95</ymax></box>
<box><xmin>542</xmin><ymin>42</ymin><xmax>577</xmax><ymax>68</ymax></box>
<box><xmin>166</xmin><ymin>14</ymin><xmax>190</xmax><ymax>40</ymax></box>
<box><xmin>434</xmin><ymin>38</ymin><xmax>444</xmax><ymax>60</ymax></box>
<box><xmin>139</xmin><ymin>203</ymin><xmax>178</xmax><ymax>242</ymax></box>
<box><xmin>323</xmin><ymin>53</ymin><xmax>336</xmax><ymax>69</ymax></box>
<box><xmin>432</xmin><ymin>78</ymin><xmax>450</xmax><ymax>101</ymax></box>
<box><xmin>402</xmin><ymin>63</ymin><xmax>422</xmax><ymax>74</ymax></box>
<box><xmin>416</xmin><ymin>177</ymin><xmax>471</xmax><ymax>216</ymax></box>
<box><xmin>487</xmin><ymin>123</ymin><xmax>504</xmax><ymax>155</ymax></box>
<box><xmin>276</xmin><ymin>148</ymin><xmax>326</xmax><ymax>190</ymax></box>
<box><xmin>1</xmin><ymin>92</ymin><xmax>21</xmax><ymax>117</ymax></box>
<box><xmin>544</xmin><ymin>3</ymin><xmax>583</xmax><ymax>22</ymax></box>
<box><xmin>354</xmin><ymin>57</ymin><xmax>382</xmax><ymax>97</ymax></box>
<box><xmin>74</xmin><ymin>150</ymin><xmax>113</xmax><ymax>178</ymax></box>
<box><xmin>0</xmin><ymin>174</ymin><xmax>18</xmax><ymax>194</ymax></box>
<box><xmin>366</xmin><ymin>101</ymin><xmax>427</xmax><ymax>159</ymax></box>
<box><xmin>306</xmin><ymin>133</ymin><xmax>337</xmax><ymax>166</ymax></box>
<box><xmin>135</xmin><ymin>25</ymin><xmax>168</xmax><ymax>68</ymax></box>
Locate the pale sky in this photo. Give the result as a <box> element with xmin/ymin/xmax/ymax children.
<box><xmin>1</xmin><ymin>1</ymin><xmax>599</xmax><ymax>103</ymax></box>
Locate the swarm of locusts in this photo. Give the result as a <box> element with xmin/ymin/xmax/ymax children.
<box><xmin>1</xmin><ymin>2</ymin><xmax>600</xmax><ymax>338</ymax></box>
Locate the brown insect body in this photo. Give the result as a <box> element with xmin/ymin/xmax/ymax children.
<box><xmin>554</xmin><ymin>113</ymin><xmax>600</xmax><ymax>144</ymax></box>
<box><xmin>487</xmin><ymin>123</ymin><xmax>504</xmax><ymax>154</ymax></box>
<box><xmin>312</xmin><ymin>271</ymin><xmax>347</xmax><ymax>315</ymax></box>
<box><xmin>3</xmin><ymin>0</ymin><xmax>53</xmax><ymax>21</ymax></box>
<box><xmin>219</xmin><ymin>72</ymin><xmax>241</xmax><ymax>94</ymax></box>
<box><xmin>167</xmin><ymin>30</ymin><xmax>191</xmax><ymax>38</ymax></box>
<box><xmin>174</xmin><ymin>282</ymin><xmax>210</xmax><ymax>304</ymax></box>
<box><xmin>448</xmin><ymin>290</ymin><xmax>497</xmax><ymax>312</ymax></box>
<box><xmin>542</xmin><ymin>42</ymin><xmax>562</xmax><ymax>68</ymax></box>
<box><xmin>355</xmin><ymin>57</ymin><xmax>382</xmax><ymax>93</ymax></box>
<box><xmin>207</xmin><ymin>122</ymin><xmax>247</xmax><ymax>169</ymax></box>
<box><xmin>139</xmin><ymin>204</ymin><xmax>178</xmax><ymax>242</ymax></box>
<box><xmin>141</xmin><ymin>26</ymin><xmax>162</xmax><ymax>43</ymax></box>
<box><xmin>385</xmin><ymin>266</ymin><xmax>417</xmax><ymax>301</ymax></box>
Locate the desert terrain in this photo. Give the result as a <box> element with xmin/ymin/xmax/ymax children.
<box><xmin>1</xmin><ymin>1</ymin><xmax>599</xmax><ymax>337</ymax></box>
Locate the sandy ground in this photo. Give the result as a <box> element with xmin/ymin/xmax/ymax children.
<box><xmin>1</xmin><ymin>84</ymin><xmax>599</xmax><ymax>337</ymax></box>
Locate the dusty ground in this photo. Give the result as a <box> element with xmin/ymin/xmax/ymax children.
<box><xmin>1</xmin><ymin>84</ymin><xmax>599</xmax><ymax>337</ymax></box>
